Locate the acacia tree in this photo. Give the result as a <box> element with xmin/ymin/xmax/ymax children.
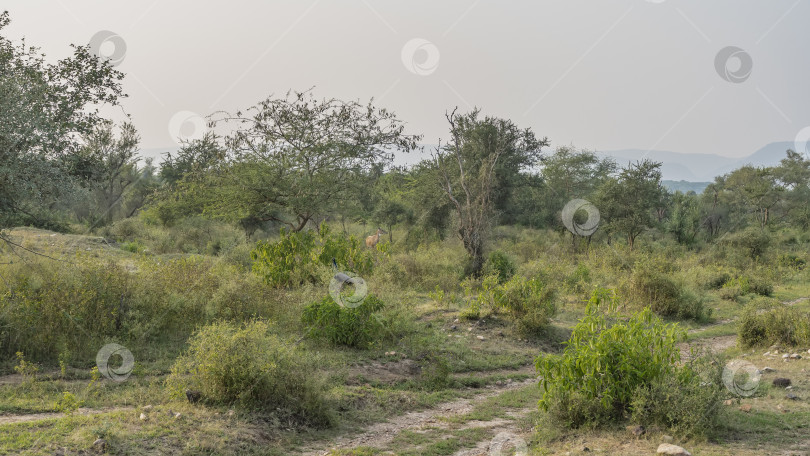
<box><xmin>206</xmin><ymin>90</ymin><xmax>420</xmax><ymax>231</ymax></box>
<box><xmin>596</xmin><ymin>160</ymin><xmax>665</xmax><ymax>250</ymax></box>
<box><xmin>0</xmin><ymin>11</ymin><xmax>125</xmax><ymax>229</ymax></box>
<box><xmin>436</xmin><ymin>108</ymin><xmax>545</xmax><ymax>276</ymax></box>
<box><xmin>74</xmin><ymin>122</ymin><xmax>140</xmax><ymax>225</ymax></box>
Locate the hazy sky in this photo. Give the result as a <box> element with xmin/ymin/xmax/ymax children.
<box><xmin>5</xmin><ymin>1</ymin><xmax>810</xmax><ymax>162</ymax></box>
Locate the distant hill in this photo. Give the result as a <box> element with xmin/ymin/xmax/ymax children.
<box><xmin>662</xmin><ymin>180</ymin><xmax>710</xmax><ymax>194</ymax></box>
<box><xmin>598</xmin><ymin>142</ymin><xmax>795</xmax><ymax>182</ymax></box>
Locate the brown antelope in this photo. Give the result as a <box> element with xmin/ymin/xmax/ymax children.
<box><xmin>365</xmin><ymin>227</ymin><xmax>387</xmax><ymax>248</ymax></box>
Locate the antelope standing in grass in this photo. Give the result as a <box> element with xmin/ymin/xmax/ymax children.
<box><xmin>365</xmin><ymin>227</ymin><xmax>387</xmax><ymax>249</ymax></box>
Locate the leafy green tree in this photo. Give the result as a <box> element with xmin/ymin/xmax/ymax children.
<box><xmin>436</xmin><ymin>109</ymin><xmax>545</xmax><ymax>275</ymax></box>
<box><xmin>206</xmin><ymin>90</ymin><xmax>420</xmax><ymax>231</ymax></box>
<box><xmin>666</xmin><ymin>191</ymin><xmax>701</xmax><ymax>245</ymax></box>
<box><xmin>723</xmin><ymin>165</ymin><xmax>783</xmax><ymax>228</ymax></box>
<box><xmin>774</xmin><ymin>150</ymin><xmax>810</xmax><ymax>229</ymax></box>
<box><xmin>596</xmin><ymin>160</ymin><xmax>665</xmax><ymax>250</ymax></box>
<box><xmin>0</xmin><ymin>11</ymin><xmax>125</xmax><ymax>229</ymax></box>
<box><xmin>74</xmin><ymin>122</ymin><xmax>140</xmax><ymax>225</ymax></box>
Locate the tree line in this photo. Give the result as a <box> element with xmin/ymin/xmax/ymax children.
<box><xmin>2</xmin><ymin>10</ymin><xmax>809</xmax><ymax>276</ymax></box>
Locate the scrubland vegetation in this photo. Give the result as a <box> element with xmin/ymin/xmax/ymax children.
<box><xmin>3</xmin><ymin>9</ymin><xmax>810</xmax><ymax>455</ymax></box>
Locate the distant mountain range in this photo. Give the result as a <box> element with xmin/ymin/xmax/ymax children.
<box><xmin>597</xmin><ymin>141</ymin><xmax>796</xmax><ymax>182</ymax></box>
<box><xmin>139</xmin><ymin>141</ymin><xmax>799</xmax><ymax>185</ymax></box>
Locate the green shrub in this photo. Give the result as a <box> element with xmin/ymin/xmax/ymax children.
<box><xmin>627</xmin><ymin>267</ymin><xmax>708</xmax><ymax>321</ymax></box>
<box><xmin>498</xmin><ymin>275</ymin><xmax>556</xmax><ymax>335</ymax></box>
<box><xmin>722</xmin><ymin>228</ymin><xmax>772</xmax><ymax>259</ymax></box>
<box><xmin>121</xmin><ymin>241</ymin><xmax>146</xmax><ymax>253</ymax></box>
<box><xmin>485</xmin><ymin>250</ymin><xmax>516</xmax><ymax>283</ymax></box>
<box><xmin>301</xmin><ymin>294</ymin><xmax>386</xmax><ymax>349</ymax></box>
<box><xmin>738</xmin><ymin>301</ymin><xmax>810</xmax><ymax>348</ymax></box>
<box><xmin>536</xmin><ymin>292</ymin><xmax>684</xmax><ymax>428</ymax></box>
<box><xmin>251</xmin><ymin>223</ymin><xmax>374</xmax><ymax>288</ymax></box>
<box><xmin>166</xmin><ymin>320</ymin><xmax>332</xmax><ymax>426</ymax></box>
<box><xmin>778</xmin><ymin>253</ymin><xmax>806</xmax><ymax>270</ymax></box>
<box><xmin>630</xmin><ymin>354</ymin><xmax>725</xmax><ymax>440</ymax></box>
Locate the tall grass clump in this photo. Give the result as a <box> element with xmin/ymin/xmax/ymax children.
<box><xmin>166</xmin><ymin>319</ymin><xmax>333</xmax><ymax>427</ymax></box>
<box><xmin>738</xmin><ymin>299</ymin><xmax>810</xmax><ymax>348</ymax></box>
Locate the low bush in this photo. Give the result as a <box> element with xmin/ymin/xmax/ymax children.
<box><xmin>301</xmin><ymin>294</ymin><xmax>386</xmax><ymax>349</ymax></box>
<box><xmin>627</xmin><ymin>267</ymin><xmax>709</xmax><ymax>321</ymax></box>
<box><xmin>498</xmin><ymin>275</ymin><xmax>556</xmax><ymax>335</ymax></box>
<box><xmin>630</xmin><ymin>354</ymin><xmax>725</xmax><ymax>440</ymax></box>
<box><xmin>485</xmin><ymin>250</ymin><xmax>516</xmax><ymax>284</ymax></box>
<box><xmin>536</xmin><ymin>291</ymin><xmax>684</xmax><ymax>428</ymax></box>
<box><xmin>251</xmin><ymin>223</ymin><xmax>375</xmax><ymax>288</ymax></box>
<box><xmin>459</xmin><ymin>274</ymin><xmax>556</xmax><ymax>334</ymax></box>
<box><xmin>738</xmin><ymin>300</ymin><xmax>810</xmax><ymax>348</ymax></box>
<box><xmin>166</xmin><ymin>320</ymin><xmax>332</xmax><ymax>427</ymax></box>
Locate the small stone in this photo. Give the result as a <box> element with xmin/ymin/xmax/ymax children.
<box><xmin>450</xmin><ymin>325</ymin><xmax>457</xmax><ymax>331</ymax></box>
<box><xmin>626</xmin><ymin>424</ymin><xmax>646</xmax><ymax>436</ymax></box>
<box><xmin>783</xmin><ymin>353</ymin><xmax>790</xmax><ymax>359</ymax></box>
<box><xmin>764</xmin><ymin>351</ymin><xmax>771</xmax><ymax>356</ymax></box>
<box><xmin>582</xmin><ymin>446</ymin><xmax>590</xmax><ymax>452</ymax></box>
<box><xmin>761</xmin><ymin>367</ymin><xmax>776</xmax><ymax>373</ymax></box>
<box><xmin>786</xmin><ymin>385</ymin><xmax>794</xmax><ymax>390</ymax></box>
<box><xmin>739</xmin><ymin>404</ymin><xmax>752</xmax><ymax>412</ymax></box>
<box><xmin>139</xmin><ymin>412</ymin><xmax>147</xmax><ymax>421</ymax></box>
<box><xmin>807</xmin><ymin>349</ymin><xmax>810</xmax><ymax>355</ymax></box>
<box><xmin>724</xmin><ymin>399</ymin><xmax>733</xmax><ymax>406</ymax></box>
<box><xmin>661</xmin><ymin>435</ymin><xmax>674</xmax><ymax>443</ymax></box>
<box><xmin>142</xmin><ymin>405</ymin><xmax>153</xmax><ymax>411</ymax></box>
<box><xmin>92</xmin><ymin>438</ymin><xmax>106</xmax><ymax>452</ymax></box>
<box><xmin>476</xmin><ymin>335</ymin><xmax>485</xmax><ymax>341</ymax></box>
<box><xmin>467</xmin><ymin>327</ymin><xmax>473</xmax><ymax>332</ymax></box>
<box><xmin>173</xmin><ymin>412</ymin><xmax>181</xmax><ymax>419</ymax></box>
<box><xmin>790</xmin><ymin>353</ymin><xmax>802</xmax><ymax>359</ymax></box>
<box><xmin>773</xmin><ymin>377</ymin><xmax>792</xmax><ymax>388</ymax></box>
<box><xmin>453</xmin><ymin>318</ymin><xmax>459</xmax><ymax>323</ymax></box>
<box><xmin>390</xmin><ymin>351</ymin><xmax>396</xmax><ymax>356</ymax></box>
<box><xmin>786</xmin><ymin>393</ymin><xmax>800</xmax><ymax>401</ymax></box>
<box><xmin>226</xmin><ymin>409</ymin><xmax>235</xmax><ymax>417</ymax></box>
<box><xmin>657</xmin><ymin>443</ymin><xmax>691</xmax><ymax>455</ymax></box>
